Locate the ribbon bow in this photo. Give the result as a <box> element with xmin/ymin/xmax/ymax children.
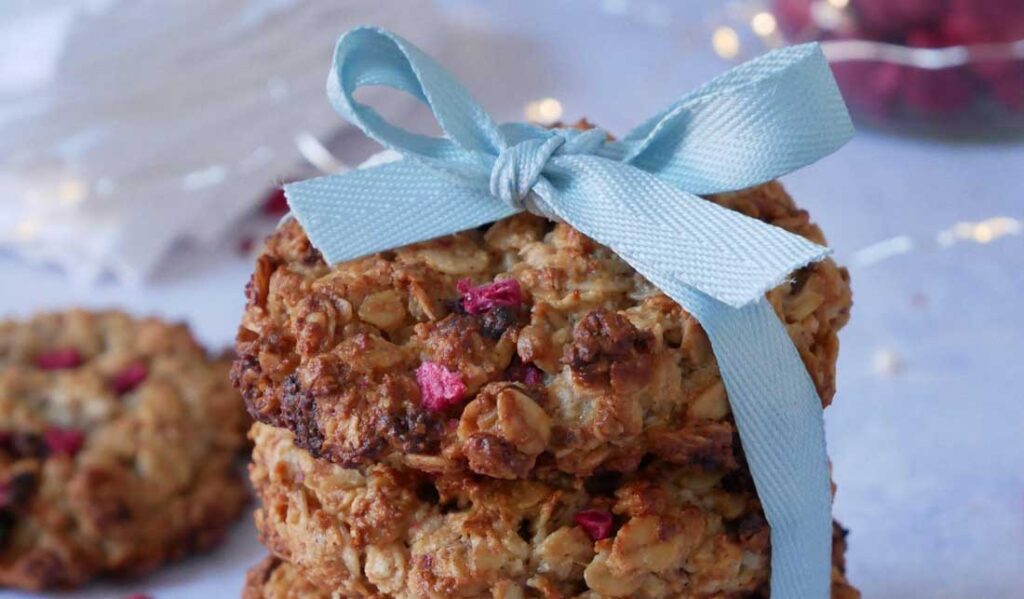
<box><xmin>286</xmin><ymin>26</ymin><xmax>852</xmax><ymax>599</ymax></box>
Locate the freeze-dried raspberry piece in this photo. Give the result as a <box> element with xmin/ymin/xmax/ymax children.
<box><xmin>111</xmin><ymin>362</ymin><xmax>149</xmax><ymax>395</ymax></box>
<box><xmin>575</xmin><ymin>509</ymin><xmax>614</xmax><ymax>541</ymax></box>
<box><xmin>33</xmin><ymin>348</ymin><xmax>83</xmax><ymax>370</ymax></box>
<box><xmin>456</xmin><ymin>278</ymin><xmax>522</xmax><ymax>315</ymax></box>
<box><xmin>505</xmin><ymin>359</ymin><xmax>544</xmax><ymax>386</ymax></box>
<box><xmin>261</xmin><ymin>187</ymin><xmax>289</xmax><ymax>216</ymax></box>
<box><xmin>415</xmin><ymin>362</ymin><xmax>466</xmax><ymax>412</ymax></box>
<box><xmin>42</xmin><ymin>428</ymin><xmax>85</xmax><ymax>457</ymax></box>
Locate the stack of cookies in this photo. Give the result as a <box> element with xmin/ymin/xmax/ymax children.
<box><xmin>0</xmin><ymin>310</ymin><xmax>250</xmax><ymax>590</ymax></box>
<box><xmin>234</xmin><ymin>181</ymin><xmax>861</xmax><ymax>598</ymax></box>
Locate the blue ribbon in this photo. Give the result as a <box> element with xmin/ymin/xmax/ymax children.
<box><xmin>285</xmin><ymin>26</ymin><xmax>852</xmax><ymax>598</ymax></box>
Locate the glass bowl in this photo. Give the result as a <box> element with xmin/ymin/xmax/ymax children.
<box><xmin>772</xmin><ymin>0</ymin><xmax>1024</xmax><ymax>136</ymax></box>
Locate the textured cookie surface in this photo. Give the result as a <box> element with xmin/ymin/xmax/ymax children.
<box><xmin>249</xmin><ymin>422</ymin><xmax>859</xmax><ymax>598</ymax></box>
<box><xmin>243</xmin><ymin>555</ymin><xmax>332</xmax><ymax>599</ymax></box>
<box><xmin>234</xmin><ymin>181</ymin><xmax>852</xmax><ymax>481</ymax></box>
<box><xmin>0</xmin><ymin>310</ymin><xmax>249</xmax><ymax>590</ymax></box>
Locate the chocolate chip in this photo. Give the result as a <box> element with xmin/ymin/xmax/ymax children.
<box><xmin>416</xmin><ymin>482</ymin><xmax>440</xmax><ymax>505</ymax></box>
<box><xmin>481</xmin><ymin>305</ymin><xmax>517</xmax><ymax>339</ymax></box>
<box><xmin>721</xmin><ymin>469</ymin><xmax>756</xmax><ymax>494</ymax></box>
<box><xmin>517</xmin><ymin>518</ymin><xmax>532</xmax><ymax>542</ymax></box>
<box><xmin>735</xmin><ymin>513</ymin><xmax>768</xmax><ymax>543</ymax></box>
<box><xmin>280</xmin><ymin>375</ymin><xmax>326</xmax><ymax>458</ymax></box>
<box><xmin>0</xmin><ymin>432</ymin><xmax>48</xmax><ymax>460</ymax></box>
<box><xmin>443</xmin><ymin>297</ymin><xmax>466</xmax><ymax>315</ymax></box>
<box><xmin>1</xmin><ymin>472</ymin><xmax>38</xmax><ymax>508</ymax></box>
<box><xmin>385</xmin><ymin>411</ymin><xmax>444</xmax><ymax>455</ymax></box>
<box><xmin>0</xmin><ymin>509</ymin><xmax>14</xmax><ymax>549</ymax></box>
<box><xmin>583</xmin><ymin>471</ymin><xmax>623</xmax><ymax>496</ymax></box>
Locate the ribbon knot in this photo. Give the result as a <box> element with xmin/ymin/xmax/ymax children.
<box><xmin>284</xmin><ymin>26</ymin><xmax>855</xmax><ymax>599</ymax></box>
<box><xmin>489</xmin><ymin>134</ymin><xmax>564</xmax><ymax>209</ymax></box>
<box><xmin>489</xmin><ymin>127</ymin><xmax>608</xmax><ymax>211</ymax></box>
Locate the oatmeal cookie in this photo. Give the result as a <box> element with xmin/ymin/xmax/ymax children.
<box><xmin>233</xmin><ymin>181</ymin><xmax>851</xmax><ymax>480</ymax></box>
<box><xmin>0</xmin><ymin>310</ymin><xmax>249</xmax><ymax>590</ymax></box>
<box><xmin>249</xmin><ymin>422</ymin><xmax>858</xmax><ymax>598</ymax></box>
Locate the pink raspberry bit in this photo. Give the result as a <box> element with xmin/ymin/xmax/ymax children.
<box><xmin>43</xmin><ymin>428</ymin><xmax>85</xmax><ymax>457</ymax></box>
<box><xmin>575</xmin><ymin>509</ymin><xmax>614</xmax><ymax>541</ymax></box>
<box><xmin>111</xmin><ymin>362</ymin><xmax>149</xmax><ymax>395</ymax></box>
<box><xmin>415</xmin><ymin>362</ymin><xmax>466</xmax><ymax>412</ymax></box>
<box><xmin>261</xmin><ymin>187</ymin><xmax>289</xmax><ymax>216</ymax></box>
<box><xmin>522</xmin><ymin>364</ymin><xmax>544</xmax><ymax>386</ymax></box>
<box><xmin>456</xmin><ymin>278</ymin><xmax>522</xmax><ymax>315</ymax></box>
<box><xmin>505</xmin><ymin>359</ymin><xmax>544</xmax><ymax>386</ymax></box>
<box><xmin>33</xmin><ymin>348</ymin><xmax>83</xmax><ymax>370</ymax></box>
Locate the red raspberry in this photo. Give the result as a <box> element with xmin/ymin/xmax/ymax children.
<box><xmin>898</xmin><ymin>28</ymin><xmax>977</xmax><ymax>115</ymax></box>
<box><xmin>854</xmin><ymin>0</ymin><xmax>945</xmax><ymax>39</ymax></box>
<box><xmin>456</xmin><ymin>278</ymin><xmax>523</xmax><ymax>315</ymax></box>
<box><xmin>415</xmin><ymin>362</ymin><xmax>466</xmax><ymax>412</ymax></box>
<box><xmin>43</xmin><ymin>428</ymin><xmax>85</xmax><ymax>457</ymax></box>
<box><xmin>901</xmin><ymin>67</ymin><xmax>976</xmax><ymax>114</ymax></box>
<box><xmin>111</xmin><ymin>362</ymin><xmax>149</xmax><ymax>395</ymax></box>
<box><xmin>33</xmin><ymin>348</ymin><xmax>83</xmax><ymax>370</ymax></box>
<box><xmin>831</xmin><ymin>61</ymin><xmax>904</xmax><ymax>117</ymax></box>
<box><xmin>944</xmin><ymin>0</ymin><xmax>1024</xmax><ymax>44</ymax></box>
<box><xmin>575</xmin><ymin>509</ymin><xmax>614</xmax><ymax>541</ymax></box>
<box><xmin>773</xmin><ymin>0</ymin><xmax>813</xmax><ymax>38</ymax></box>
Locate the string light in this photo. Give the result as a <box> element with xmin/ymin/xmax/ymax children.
<box><xmin>56</xmin><ymin>179</ymin><xmax>87</xmax><ymax>206</ymax></box>
<box><xmin>810</xmin><ymin>0</ymin><xmax>844</xmax><ymax>30</ymax></box>
<box><xmin>852</xmin><ymin>216</ymin><xmax>1022</xmax><ymax>268</ymax></box>
<box><xmin>937</xmin><ymin>217</ymin><xmax>1022</xmax><ymax>247</ymax></box>
<box><xmin>872</xmin><ymin>347</ymin><xmax>905</xmax><ymax>376</ymax></box>
<box><xmin>524</xmin><ymin>98</ymin><xmax>564</xmax><ymax>125</ymax></box>
<box><xmin>712</xmin><ymin>26</ymin><xmax>741</xmax><ymax>59</ymax></box>
<box><xmin>12</xmin><ymin>219</ymin><xmax>38</xmax><ymax>241</ymax></box>
<box><xmin>751</xmin><ymin>12</ymin><xmax>778</xmax><ymax>37</ymax></box>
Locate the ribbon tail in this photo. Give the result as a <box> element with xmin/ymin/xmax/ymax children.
<box><xmin>285</xmin><ymin>160</ymin><xmax>518</xmax><ymax>265</ymax></box>
<box><xmin>644</xmin><ymin>274</ymin><xmax>833</xmax><ymax>599</ymax></box>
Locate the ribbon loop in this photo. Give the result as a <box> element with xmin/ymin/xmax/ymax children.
<box><xmin>329</xmin><ymin>27</ymin><xmax>504</xmax><ymax>165</ymax></box>
<box><xmin>620</xmin><ymin>43</ymin><xmax>853</xmax><ymax>195</ymax></box>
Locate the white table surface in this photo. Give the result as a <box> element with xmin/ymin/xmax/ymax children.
<box><xmin>3</xmin><ymin>1</ymin><xmax>1023</xmax><ymax>597</ymax></box>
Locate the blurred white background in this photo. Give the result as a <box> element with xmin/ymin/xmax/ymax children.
<box><xmin>1</xmin><ymin>1</ymin><xmax>1022</xmax><ymax>598</ymax></box>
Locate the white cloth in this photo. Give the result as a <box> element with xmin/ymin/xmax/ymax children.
<box><xmin>0</xmin><ymin>0</ymin><xmax>447</xmax><ymax>283</ymax></box>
